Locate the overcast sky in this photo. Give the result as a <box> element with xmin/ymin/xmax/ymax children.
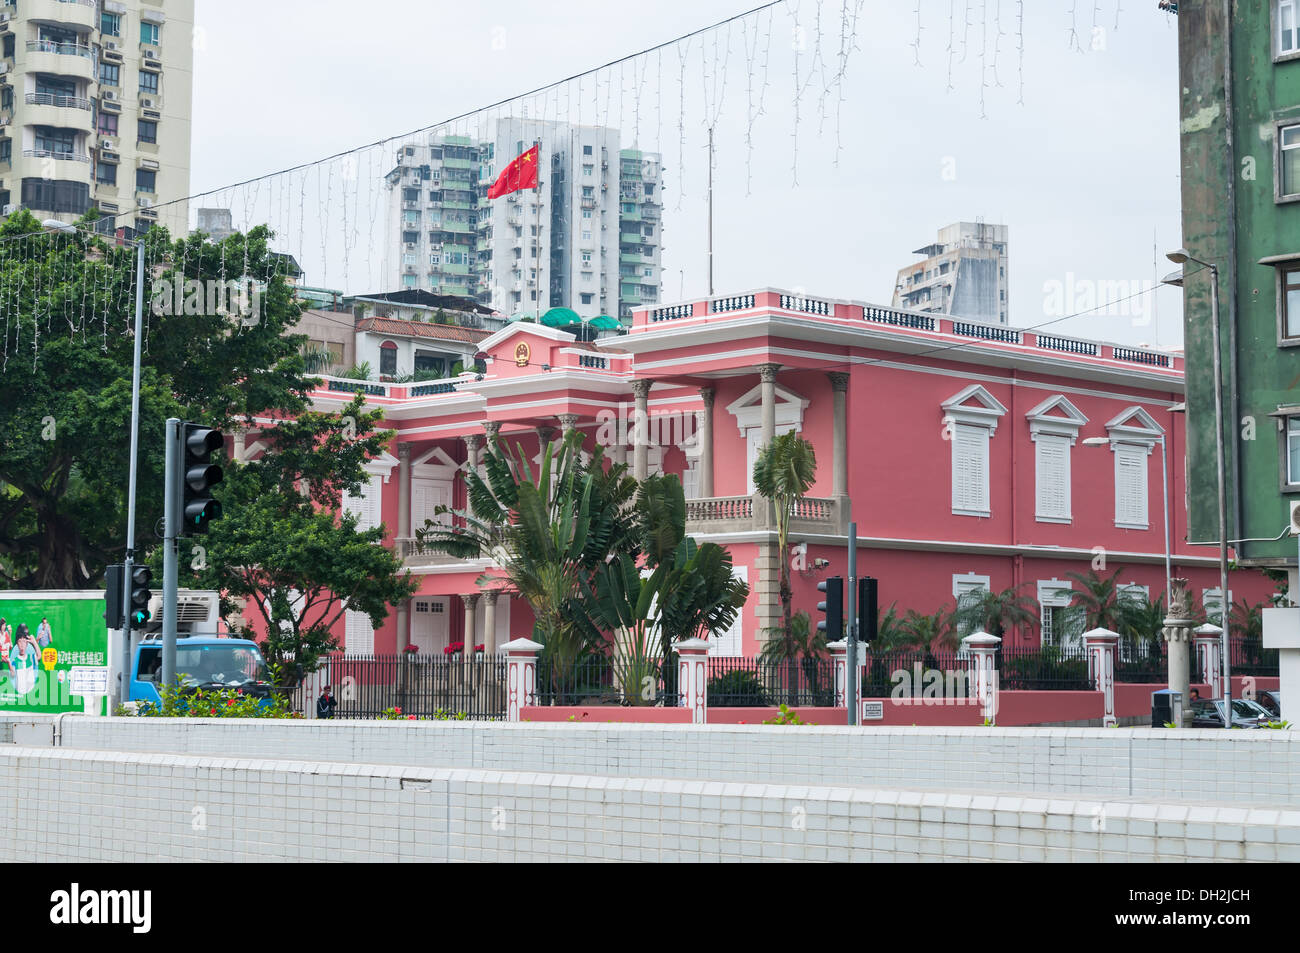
<box><xmin>190</xmin><ymin>0</ymin><xmax>1185</xmax><ymax>348</ymax></box>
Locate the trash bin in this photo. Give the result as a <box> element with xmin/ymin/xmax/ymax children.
<box><xmin>1151</xmin><ymin>688</ymin><xmax>1182</xmax><ymax>727</ymax></box>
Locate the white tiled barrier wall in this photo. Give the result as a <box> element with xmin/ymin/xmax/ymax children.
<box><xmin>4</xmin><ymin>746</ymin><xmax>1297</xmax><ymax>863</ymax></box>
<box><xmin>40</xmin><ymin>718</ymin><xmax>1300</xmax><ymax>807</ymax></box>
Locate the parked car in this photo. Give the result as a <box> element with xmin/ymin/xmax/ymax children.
<box><xmin>1189</xmin><ymin>698</ymin><xmax>1274</xmax><ymax>729</ymax></box>
<box><xmin>1256</xmin><ymin>690</ymin><xmax>1282</xmax><ymax>719</ymax></box>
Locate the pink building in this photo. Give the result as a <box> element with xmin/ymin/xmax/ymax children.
<box><xmin>257</xmin><ymin>288</ymin><xmax>1273</xmax><ymax>658</ymax></box>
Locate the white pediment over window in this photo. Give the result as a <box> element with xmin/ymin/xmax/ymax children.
<box><xmin>364</xmin><ymin>450</ymin><xmax>400</xmax><ymax>483</ymax></box>
<box><xmin>1104</xmin><ymin>406</ymin><xmax>1165</xmax><ymax>447</ymax></box>
<box><xmin>726</xmin><ymin>383</ymin><xmax>809</xmax><ymax>436</ymax></box>
<box><xmin>941</xmin><ymin>384</ymin><xmax>1008</xmax><ymax>434</ymax></box>
<box><xmin>411</xmin><ymin>446</ymin><xmax>459</xmax><ymax>478</ymax></box>
<box><xmin>1024</xmin><ymin>395</ymin><xmax>1088</xmax><ymax>443</ymax></box>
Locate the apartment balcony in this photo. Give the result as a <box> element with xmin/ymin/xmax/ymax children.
<box><xmin>23</xmin><ymin>147</ymin><xmax>90</xmax><ymax>164</ymax></box>
<box><xmin>26</xmin><ymin>0</ymin><xmax>96</xmax><ymax>29</ymax></box>
<box><xmin>25</xmin><ymin>92</ymin><xmax>93</xmax><ymax>130</ymax></box>
<box><xmin>24</xmin><ymin>40</ymin><xmax>95</xmax><ymax>81</ymax></box>
<box><xmin>684</xmin><ymin>495</ymin><xmax>845</xmax><ymax>535</ymax></box>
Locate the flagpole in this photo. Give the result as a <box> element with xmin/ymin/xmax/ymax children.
<box><xmin>534</xmin><ymin>137</ymin><xmax>542</xmax><ymax>313</ymax></box>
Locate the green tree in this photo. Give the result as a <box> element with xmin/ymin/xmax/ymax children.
<box><xmin>179</xmin><ymin>394</ymin><xmax>416</xmax><ymax>687</ymax></box>
<box><xmin>0</xmin><ymin>210</ymin><xmax>312</xmax><ymax>589</ymax></box>
<box><xmin>954</xmin><ymin>585</ymin><xmax>1039</xmax><ymax>641</ymax></box>
<box><xmin>751</xmin><ymin>431</ymin><xmax>817</xmax><ymax>655</ymax></box>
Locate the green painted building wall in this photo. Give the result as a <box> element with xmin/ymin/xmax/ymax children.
<box><xmin>1178</xmin><ymin>0</ymin><xmax>1300</xmax><ymax>567</ymax></box>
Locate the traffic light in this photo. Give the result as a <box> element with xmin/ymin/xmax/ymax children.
<box><xmin>104</xmin><ymin>564</ymin><xmax>125</xmax><ymax>629</ymax></box>
<box><xmin>816</xmin><ymin>576</ymin><xmax>843</xmax><ymax>642</ymax></box>
<box><xmin>859</xmin><ymin>576</ymin><xmax>878</xmax><ymax>643</ymax></box>
<box><xmin>128</xmin><ymin>565</ymin><xmax>153</xmax><ymax>627</ymax></box>
<box><xmin>179</xmin><ymin>423</ymin><xmax>224</xmax><ymax>535</ymax></box>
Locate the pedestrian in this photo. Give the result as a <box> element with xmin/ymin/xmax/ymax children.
<box><xmin>316</xmin><ymin>685</ymin><xmax>337</xmax><ymax>720</ymax></box>
<box><xmin>1190</xmin><ymin>688</ymin><xmax>1200</xmax><ymax>702</ymax></box>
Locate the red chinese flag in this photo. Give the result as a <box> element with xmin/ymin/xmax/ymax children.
<box><xmin>486</xmin><ymin>145</ymin><xmax>540</xmax><ymax>199</ymax></box>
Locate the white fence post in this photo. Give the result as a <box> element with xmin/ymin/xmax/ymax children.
<box><xmin>502</xmin><ymin>638</ymin><xmax>543</xmax><ymax>722</ymax></box>
<box><xmin>827</xmin><ymin>639</ymin><xmax>848</xmax><ymax>708</ymax></box>
<box><xmin>1083</xmin><ymin>627</ymin><xmax>1120</xmax><ymax>727</ymax></box>
<box><xmin>961</xmin><ymin>631</ymin><xmax>1001</xmax><ymax>725</ymax></box>
<box><xmin>675</xmin><ymin>638</ymin><xmax>709</xmax><ymax>724</ymax></box>
<box><xmin>1194</xmin><ymin>623</ymin><xmax>1223</xmax><ymax>694</ymax></box>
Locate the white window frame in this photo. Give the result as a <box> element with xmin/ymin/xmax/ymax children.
<box><xmin>1025</xmin><ymin>395</ymin><xmax>1086</xmax><ymax>524</ymax></box>
<box><xmin>953</xmin><ymin>573</ymin><xmax>991</xmax><ymax>640</ymax></box>
<box><xmin>1202</xmin><ymin>588</ymin><xmax>1233</xmax><ymax>622</ymax></box>
<box><xmin>942</xmin><ymin>385</ymin><xmax>1007</xmax><ymax>519</ymax></box>
<box><xmin>1113</xmin><ymin>443</ymin><xmax>1150</xmax><ymax>529</ymax></box>
<box><xmin>1278</xmin><ymin>0</ymin><xmax>1300</xmax><ymax>60</ymax></box>
<box><xmin>1278</xmin><ymin>122</ymin><xmax>1300</xmax><ymax>201</ymax></box>
<box><xmin>709</xmin><ymin>566</ymin><xmax>747</xmax><ymax>657</ymax></box>
<box><xmin>1037</xmin><ymin>578</ymin><xmax>1075</xmax><ymax>649</ymax></box>
<box><xmin>1102</xmin><ymin>406</ymin><xmax>1164</xmax><ymax>530</ymax></box>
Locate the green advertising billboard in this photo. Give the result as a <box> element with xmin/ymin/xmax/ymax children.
<box><xmin>0</xmin><ymin>593</ymin><xmax>108</xmax><ymax>715</ymax></box>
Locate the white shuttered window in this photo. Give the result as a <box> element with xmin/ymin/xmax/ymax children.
<box><xmin>1114</xmin><ymin>444</ymin><xmax>1148</xmax><ymax>528</ymax></box>
<box><xmin>344</xmin><ymin>609</ymin><xmax>375</xmax><ymax>656</ymax></box>
<box><xmin>1034</xmin><ymin>434</ymin><xmax>1071</xmax><ymax>522</ymax></box>
<box><xmin>343</xmin><ymin>475</ymin><xmax>381</xmax><ymax>532</ymax></box>
<box><xmin>952</xmin><ymin>423</ymin><xmax>991</xmax><ymax>516</ymax></box>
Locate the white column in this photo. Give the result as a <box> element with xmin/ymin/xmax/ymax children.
<box><xmin>675</xmin><ymin>637</ymin><xmax>710</xmax><ymax>724</ymax></box>
<box><xmin>1194</xmin><ymin>623</ymin><xmax>1223</xmax><ymax>692</ymax></box>
<box><xmin>503</xmin><ymin>637</ymin><xmax>543</xmax><ymax>722</ymax></box>
<box><xmin>397</xmin><ymin>442</ymin><xmax>412</xmax><ymax>548</ymax></box>
<box><xmin>463</xmin><ymin>593</ymin><xmax>479</xmax><ymax>657</ymax></box>
<box><xmin>699</xmin><ymin>386</ymin><xmax>715</xmax><ymax>498</ymax></box>
<box><xmin>828</xmin><ymin>639</ymin><xmax>848</xmax><ymax>708</ymax></box>
<box><xmin>462</xmin><ymin>432</ymin><xmax>483</xmax><ymax>474</ymax></box>
<box><xmin>1162</xmin><ymin>578</ymin><xmax>1195</xmax><ymax>724</ymax></box>
<box><xmin>1083</xmin><ymin>627</ymin><xmax>1120</xmax><ymax>727</ymax></box>
<box><xmin>828</xmin><ymin>372</ymin><xmax>849</xmax><ymax>497</ymax></box>
<box><xmin>396</xmin><ymin>598</ymin><xmax>410</xmax><ymax>653</ymax></box>
<box><xmin>961</xmin><ymin>631</ymin><xmax>1001</xmax><ymax>725</ymax></box>
<box><xmin>632</xmin><ymin>379</ymin><xmax>652</xmax><ymax>481</ymax></box>
<box><xmin>758</xmin><ymin>363</ymin><xmax>780</xmax><ymax>450</ymax></box>
<box><xmin>482</xmin><ymin>590</ymin><xmax>499</xmax><ymax>656</ymax></box>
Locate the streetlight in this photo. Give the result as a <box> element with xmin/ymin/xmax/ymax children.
<box><xmin>1167</xmin><ymin>247</ymin><xmax>1231</xmax><ymax>725</ymax></box>
<box><xmin>1082</xmin><ymin>435</ymin><xmax>1172</xmax><ymax>601</ymax></box>
<box><xmin>46</xmin><ymin>218</ymin><xmax>146</xmax><ymax>709</ymax></box>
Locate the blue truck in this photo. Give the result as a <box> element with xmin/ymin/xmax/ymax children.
<box><xmin>128</xmin><ymin>635</ymin><xmax>274</xmax><ymax>707</ymax></box>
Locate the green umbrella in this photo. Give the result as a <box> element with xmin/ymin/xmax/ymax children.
<box><xmin>541</xmin><ymin>306</ymin><xmax>583</xmax><ymax>328</ymax></box>
<box><xmin>588</xmin><ymin>314</ymin><xmax>622</xmax><ymax>330</ymax></box>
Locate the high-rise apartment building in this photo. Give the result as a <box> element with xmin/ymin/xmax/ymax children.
<box><xmin>892</xmin><ymin>222</ymin><xmax>1010</xmax><ymax>325</ymax></box>
<box><xmin>0</xmin><ymin>0</ymin><xmax>194</xmax><ymax>237</ymax></box>
<box><xmin>383</xmin><ymin>119</ymin><xmax>663</xmax><ymax>321</ymax></box>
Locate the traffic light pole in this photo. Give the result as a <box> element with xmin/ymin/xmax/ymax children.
<box><xmin>162</xmin><ymin>417</ymin><xmax>181</xmax><ymax>690</ymax></box>
<box><xmin>847</xmin><ymin>520</ymin><xmax>858</xmax><ymax>727</ymax></box>
<box><xmin>117</xmin><ymin>239</ymin><xmax>147</xmax><ymax>710</ymax></box>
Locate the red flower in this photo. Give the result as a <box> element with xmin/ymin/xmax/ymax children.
<box><xmin>393</xmin><ymin>707</ymin><xmax>402</xmax><ymax>715</ymax></box>
<box><xmin>407</xmin><ymin>715</ymin><xmax>416</xmax><ymax>720</ymax></box>
<box><xmin>227</xmin><ymin>699</ymin><xmax>236</xmax><ymax>706</ymax></box>
<box><xmin>209</xmin><ymin>709</ymin><xmax>217</xmax><ymax>715</ymax></box>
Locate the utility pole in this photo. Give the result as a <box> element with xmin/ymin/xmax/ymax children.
<box><xmin>162</xmin><ymin>417</ymin><xmax>180</xmax><ymax>689</ymax></box>
<box><xmin>707</xmin><ymin>125</ymin><xmax>714</xmax><ymax>297</ymax></box>
<box><xmin>846</xmin><ymin>520</ymin><xmax>858</xmax><ymax>726</ymax></box>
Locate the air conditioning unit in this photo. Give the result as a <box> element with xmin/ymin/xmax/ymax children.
<box><xmin>143</xmin><ymin>590</ymin><xmax>221</xmax><ymax>635</ymax></box>
<box><xmin>141</xmin><ymin>158</ymin><xmax>159</xmax><ymax>171</ymax></box>
<box><xmin>102</xmin><ymin>90</ymin><xmax>117</xmax><ymax>102</ymax></box>
<box><xmin>104</xmin><ymin>40</ymin><xmax>118</xmax><ymax>51</ymax></box>
<box><xmin>100</xmin><ymin>138</ymin><xmax>114</xmax><ymax>150</ymax></box>
<box><xmin>1290</xmin><ymin>500</ymin><xmax>1300</xmax><ymax>536</ymax></box>
<box><xmin>139</xmin><ymin>97</ymin><xmax>155</xmax><ymax>108</ymax></box>
<box><xmin>2</xmin><ymin>204</ymin><xmax>14</xmax><ymax>215</ymax></box>
<box><xmin>144</xmin><ymin>49</ymin><xmax>159</xmax><ymax>61</ymax></box>
<box><xmin>137</xmin><ymin>197</ymin><xmax>151</xmax><ymax>208</ymax></box>
<box><xmin>404</xmin><ymin>242</ymin><xmax>415</xmax><ymax>250</ymax></box>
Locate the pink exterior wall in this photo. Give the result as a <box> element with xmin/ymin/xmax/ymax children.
<box><xmin>278</xmin><ymin>292</ymin><xmax>1277</xmax><ymax>658</ymax></box>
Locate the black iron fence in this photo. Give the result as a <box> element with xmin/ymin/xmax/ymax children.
<box><xmin>707</xmin><ymin>657</ymin><xmax>838</xmax><ymax>707</ymax></box>
<box><xmin>295</xmin><ymin>653</ymin><xmax>508</xmax><ymax>720</ymax></box>
<box><xmin>529</xmin><ymin>653</ymin><xmax>680</xmax><ymax>707</ymax></box>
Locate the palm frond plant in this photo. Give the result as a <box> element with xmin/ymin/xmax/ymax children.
<box><xmin>1061</xmin><ymin>569</ymin><xmax>1148</xmax><ymax>636</ymax></box>
<box><xmin>953</xmin><ymin>585</ymin><xmax>1039</xmax><ymax>641</ymax></box>
<box><xmin>752</xmin><ymin>431</ymin><xmax>817</xmax><ymax>703</ymax></box>
<box><xmin>901</xmin><ymin>606</ymin><xmax>960</xmax><ymax>653</ymax></box>
<box><xmin>299</xmin><ymin>343</ymin><xmax>335</xmax><ymax>375</ymax></box>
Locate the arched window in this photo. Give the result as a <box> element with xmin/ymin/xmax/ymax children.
<box><xmin>379</xmin><ymin>340</ymin><xmax>398</xmax><ymax>377</ymax></box>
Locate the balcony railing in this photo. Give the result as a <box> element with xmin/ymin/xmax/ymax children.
<box><xmin>1037</xmin><ymin>334</ymin><xmax>1098</xmax><ymax>357</ymax></box>
<box><xmin>952</xmin><ymin>321</ymin><xmax>1022</xmax><ymax>344</ymax></box>
<box><xmin>1112</xmin><ymin>346</ymin><xmax>1172</xmax><ymax>368</ymax></box>
<box><xmin>792</xmin><ymin>497</ymin><xmax>836</xmax><ymax>521</ymax></box>
<box><xmin>862</xmin><ymin>305</ymin><xmax>936</xmax><ymax>331</ymax></box>
<box><xmin>649</xmin><ymin>303</ymin><xmax>693</xmax><ymax>322</ymax></box>
<box><xmin>709</xmin><ymin>294</ymin><xmax>755</xmax><ymax>314</ymax></box>
<box><xmin>23</xmin><ymin>148</ymin><xmax>89</xmax><ymax>162</ymax></box>
<box><xmin>779</xmin><ymin>294</ymin><xmax>831</xmax><ymax>315</ymax></box>
<box><xmin>27</xmin><ymin>40</ymin><xmax>92</xmax><ymax>58</ymax></box>
<box><xmin>685</xmin><ymin>496</ymin><xmax>753</xmax><ymax>522</ymax></box>
<box><xmin>26</xmin><ymin>92</ymin><xmax>92</xmax><ymax>110</ymax></box>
